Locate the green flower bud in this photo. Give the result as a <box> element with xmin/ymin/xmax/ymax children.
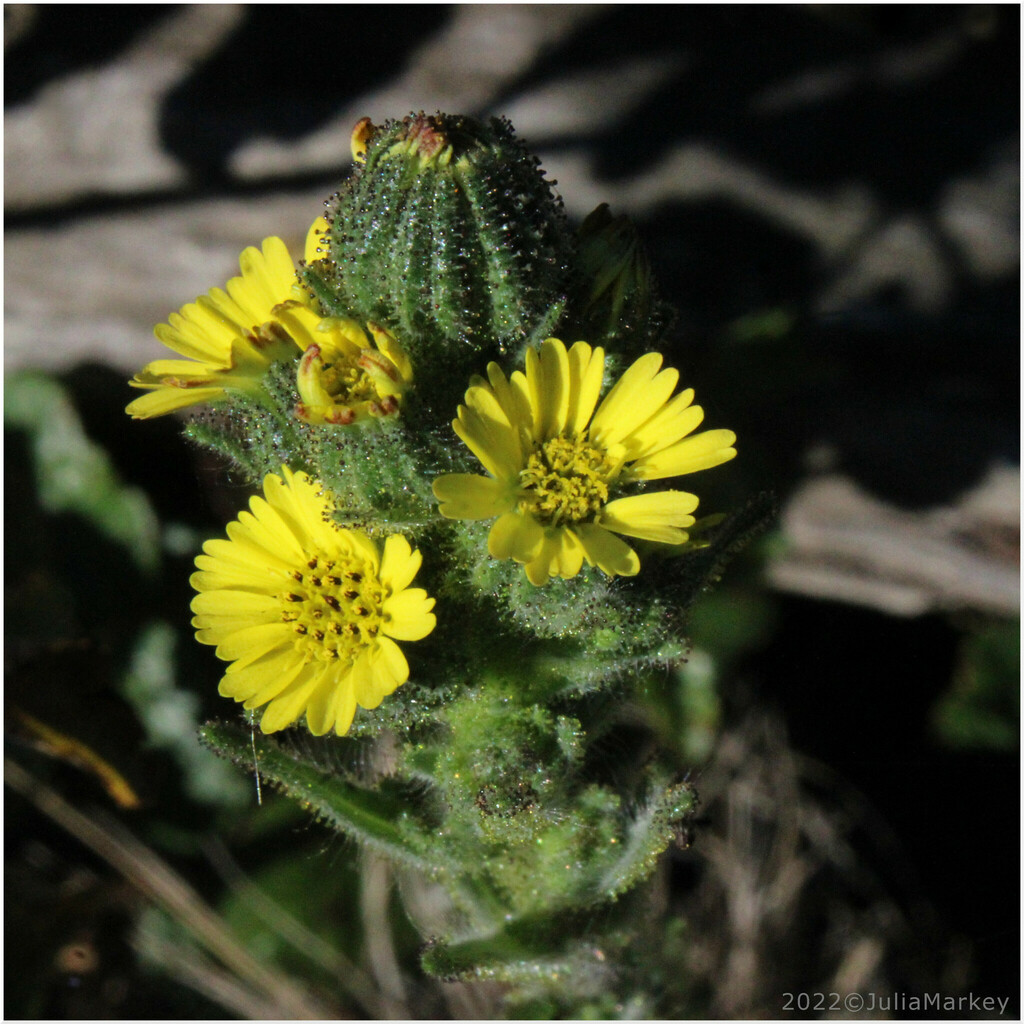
<box><xmin>572</xmin><ymin>203</ymin><xmax>672</xmax><ymax>350</ymax></box>
<box><xmin>306</xmin><ymin>112</ymin><xmax>574</xmax><ymax>366</ymax></box>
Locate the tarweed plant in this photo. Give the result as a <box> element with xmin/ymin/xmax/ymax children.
<box><xmin>128</xmin><ymin>111</ymin><xmax>757</xmax><ymax>1014</ymax></box>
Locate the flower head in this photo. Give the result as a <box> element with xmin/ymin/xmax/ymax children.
<box><xmin>295</xmin><ymin>317</ymin><xmax>412</xmax><ymax>426</ymax></box>
<box><xmin>126</xmin><ymin>223</ymin><xmax>325</xmax><ymax>419</ymax></box>
<box><xmin>432</xmin><ymin>338</ymin><xmax>736</xmax><ymax>586</ymax></box>
<box><xmin>191</xmin><ymin>467</ymin><xmax>436</xmax><ymax>735</ymax></box>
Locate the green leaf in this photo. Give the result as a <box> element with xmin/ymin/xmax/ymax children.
<box><xmin>198</xmin><ymin>721</ymin><xmax>437</xmax><ymax>872</ymax></box>
<box><xmin>590</xmin><ymin>781</ymin><xmax>696</xmax><ymax>902</ymax></box>
<box><xmin>420</xmin><ymin>905</ymin><xmax>617</xmax><ymax>983</ymax></box>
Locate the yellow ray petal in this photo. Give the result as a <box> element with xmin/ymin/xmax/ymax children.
<box><xmin>488</xmin><ymin>511</ymin><xmax>544</xmax><ymax>563</ymax></box>
<box><xmin>627</xmin><ymin>429</ymin><xmax>738</xmax><ymax>481</ymax></box>
<box><xmin>331</xmin><ymin>676</ymin><xmax>359</xmax><ymax>736</ymax></box>
<box><xmin>486</xmin><ymin>361</ymin><xmax>532</xmax><ymax>432</ymax></box>
<box><xmin>379</xmin><ymin>534</ymin><xmax>420</xmax><ymax>593</ymax></box>
<box><xmin>363</xmin><ymin>637</ymin><xmax>410</xmax><ymax>705</ymax></box>
<box><xmin>258</xmin><ymin>666</ymin><xmax>328</xmax><ymax>733</ymax></box>
<box><xmin>125</xmin><ymin>386</ymin><xmax>226</xmax><ymax>419</ymax></box>
<box><xmin>546</xmin><ymin>527</ymin><xmax>584</xmax><ymax>580</ymax></box>
<box><xmin>213</xmin><ymin>622</ymin><xmax>293</xmax><ymax>662</ymax></box>
<box><xmin>130</xmin><ymin>359</ymin><xmax>222</xmax><ymax>383</ymax></box>
<box><xmin>345</xmin><ymin>650</ymin><xmax>375</xmax><ymax>708</ymax></box>
<box><xmin>382</xmin><ymin>588</ymin><xmax>437</xmax><ymax>640</ymax></box>
<box><xmin>191</xmin><ymin>589</ymin><xmax>279</xmax><ymax>617</ymax></box>
<box><xmin>454</xmin><ymin>404</ymin><xmax>522</xmax><ymax>481</ymax></box>
<box><xmin>522</xmin><ymin>528</ymin><xmax>583</xmax><ymax>585</ymax></box>
<box><xmin>263</xmin><ymin>470</ymin><xmax>338</xmax><ymax>553</ymax></box>
<box><xmin>152</xmin><ymin>317</ymin><xmax>229</xmax><ymax>365</ymax></box>
<box><xmin>620</xmin><ymin>391</ymin><xmax>702</xmax><ymax>460</ymax></box>
<box><xmin>527</xmin><ymin>339</ymin><xmax>570</xmax><ymax>440</ymax></box>
<box><xmin>219</xmin><ymin>646</ymin><xmax>304</xmax><ymax>701</ymax></box>
<box><xmin>598</xmin><ymin>490</ymin><xmax>698</xmax><ymax>542</ymax></box>
<box><xmin>190</xmin><ymin>560</ymin><xmax>281</xmax><ymax>596</ymax></box>
<box><xmin>304</xmin><ymin>217</ymin><xmax>329</xmax><ymax>265</ymax></box>
<box><xmin>303</xmin><ymin>691</ymin><xmax>334</xmax><ymax>736</ymax></box>
<box><xmin>591</xmin><ymin>353</ymin><xmax>678</xmax><ymax>448</ymax></box>
<box><xmin>432</xmin><ymin>474</ymin><xmax>514</xmax><ymax>520</ymax></box>
<box><xmin>565</xmin><ymin>341</ymin><xmax>605</xmax><ymax>435</ymax></box>
<box><xmin>226</xmin><ymin>512</ymin><xmax>303</xmax><ymax>570</ymax></box>
<box><xmin>574</xmin><ymin>522</ymin><xmax>640</xmax><ymax>577</ymax></box>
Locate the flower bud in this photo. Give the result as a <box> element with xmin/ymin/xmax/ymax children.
<box><xmin>306</xmin><ymin>112</ymin><xmax>574</xmax><ymax>367</ymax></box>
<box><xmin>573</xmin><ymin>203</ymin><xmax>670</xmax><ymax>350</ymax></box>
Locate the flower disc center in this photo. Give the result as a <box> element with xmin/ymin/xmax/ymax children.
<box><xmin>279</xmin><ymin>554</ymin><xmax>383</xmax><ymax>663</ymax></box>
<box><xmin>519</xmin><ymin>435</ymin><xmax>613</xmax><ymax>526</ymax></box>
<box><xmin>320</xmin><ymin>359</ymin><xmax>378</xmax><ymax>406</ymax></box>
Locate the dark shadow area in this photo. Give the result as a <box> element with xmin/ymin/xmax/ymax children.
<box><xmin>4</xmin><ymin>5</ymin><xmax>182</xmax><ymax>108</ymax></box>
<box><xmin>510</xmin><ymin>6</ymin><xmax>1018</xmax><ymax>201</ymax></box>
<box><xmin>748</xmin><ymin>596</ymin><xmax>1020</xmax><ymax>1014</ymax></box>
<box><xmin>158</xmin><ymin>5</ymin><xmax>453</xmax><ymax>184</ymax></box>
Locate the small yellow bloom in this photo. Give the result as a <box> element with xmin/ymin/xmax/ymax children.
<box><xmin>295</xmin><ymin>318</ymin><xmax>413</xmax><ymax>426</ymax></box>
<box><xmin>126</xmin><ymin>223</ymin><xmax>324</xmax><ymax>419</ymax></box>
<box><xmin>432</xmin><ymin>338</ymin><xmax>736</xmax><ymax>586</ymax></box>
<box><xmin>191</xmin><ymin>467</ymin><xmax>436</xmax><ymax>736</ymax></box>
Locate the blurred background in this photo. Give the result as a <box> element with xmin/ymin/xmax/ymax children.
<box><xmin>5</xmin><ymin>5</ymin><xmax>1018</xmax><ymax>1018</ymax></box>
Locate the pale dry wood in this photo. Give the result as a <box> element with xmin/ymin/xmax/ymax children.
<box><xmin>768</xmin><ymin>465</ymin><xmax>1019</xmax><ymax>617</ymax></box>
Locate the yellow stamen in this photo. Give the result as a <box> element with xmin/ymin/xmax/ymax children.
<box><xmin>519</xmin><ymin>435</ymin><xmax>614</xmax><ymax>527</ymax></box>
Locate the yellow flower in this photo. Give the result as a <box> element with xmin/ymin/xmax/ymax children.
<box><xmin>191</xmin><ymin>467</ymin><xmax>436</xmax><ymax>735</ymax></box>
<box><xmin>295</xmin><ymin>318</ymin><xmax>413</xmax><ymax>425</ymax></box>
<box><xmin>432</xmin><ymin>338</ymin><xmax>737</xmax><ymax>586</ymax></box>
<box><xmin>126</xmin><ymin>222</ymin><xmax>325</xmax><ymax>419</ymax></box>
